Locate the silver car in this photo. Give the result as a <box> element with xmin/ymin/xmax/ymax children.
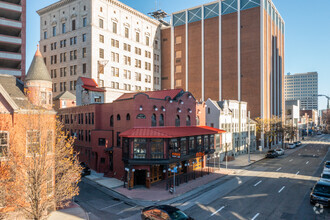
<box><xmin>275</xmin><ymin>148</ymin><xmax>285</xmax><ymax>156</ymax></box>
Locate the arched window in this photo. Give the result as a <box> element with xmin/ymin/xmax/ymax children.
<box><xmin>110</xmin><ymin>115</ymin><xmax>114</xmax><ymax>127</ymax></box>
<box><xmin>196</xmin><ymin>116</ymin><xmax>200</xmax><ymax>126</ymax></box>
<box><xmin>117</xmin><ymin>114</ymin><xmax>121</xmax><ymax>121</ymax></box>
<box><xmin>175</xmin><ymin>115</ymin><xmax>180</xmax><ymax>127</ymax></box>
<box><xmin>186</xmin><ymin>115</ymin><xmax>191</xmax><ymax>126</ymax></box>
<box><xmin>126</xmin><ymin>113</ymin><xmax>130</xmax><ymax>120</ymax></box>
<box><xmin>151</xmin><ymin>114</ymin><xmax>157</xmax><ymax>127</ymax></box>
<box><xmin>159</xmin><ymin>114</ymin><xmax>164</xmax><ymax>126</ymax></box>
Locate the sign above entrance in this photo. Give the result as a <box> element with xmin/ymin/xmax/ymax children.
<box><xmin>196</xmin><ymin>152</ymin><xmax>205</xmax><ymax>157</ymax></box>
<box><xmin>171</xmin><ymin>152</ymin><xmax>181</xmax><ymax>159</ymax></box>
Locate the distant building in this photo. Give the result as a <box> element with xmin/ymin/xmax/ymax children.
<box><xmin>53</xmin><ymin>91</ymin><xmax>76</xmax><ymax>110</ymax></box>
<box><xmin>37</xmin><ymin>0</ymin><xmax>161</xmax><ymax>100</ymax></box>
<box><xmin>284</xmin><ymin>72</ymin><xmax>318</xmax><ymax>110</ymax></box>
<box><xmin>0</xmin><ymin>0</ymin><xmax>26</xmax><ymax>77</ymax></box>
<box><xmin>58</xmin><ymin>89</ymin><xmax>225</xmax><ymax>189</ymax></box>
<box><xmin>161</xmin><ymin>0</ymin><xmax>285</xmax><ymax>119</ymax></box>
<box><xmin>205</xmin><ymin>99</ymin><xmax>256</xmax><ymax>159</ymax></box>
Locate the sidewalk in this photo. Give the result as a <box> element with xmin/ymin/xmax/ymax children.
<box><xmin>48</xmin><ymin>202</ymin><xmax>88</xmax><ymax>220</ymax></box>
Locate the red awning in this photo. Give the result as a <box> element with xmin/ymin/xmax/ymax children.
<box><xmin>82</xmin><ymin>85</ymin><xmax>105</xmax><ymax>92</ymax></box>
<box><xmin>119</xmin><ymin>126</ymin><xmax>226</xmax><ymax>138</ymax></box>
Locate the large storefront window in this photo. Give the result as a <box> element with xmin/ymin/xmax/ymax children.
<box><xmin>189</xmin><ymin>137</ymin><xmax>195</xmax><ymax>153</ymax></box>
<box><xmin>197</xmin><ymin>136</ymin><xmax>202</xmax><ymax>152</ymax></box>
<box><xmin>204</xmin><ymin>135</ymin><xmax>209</xmax><ymax>151</ymax></box>
<box><xmin>210</xmin><ymin>135</ymin><xmax>215</xmax><ymax>150</ymax></box>
<box><xmin>150</xmin><ymin>139</ymin><xmax>164</xmax><ymax>159</ymax></box>
<box><xmin>216</xmin><ymin>134</ymin><xmax>220</xmax><ymax>150</ymax></box>
<box><xmin>133</xmin><ymin>139</ymin><xmax>147</xmax><ymax>159</ymax></box>
<box><xmin>169</xmin><ymin>138</ymin><xmax>179</xmax><ymax>153</ymax></box>
<box><xmin>180</xmin><ymin>138</ymin><xmax>187</xmax><ymax>155</ymax></box>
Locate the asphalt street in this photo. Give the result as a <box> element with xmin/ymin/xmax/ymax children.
<box><xmin>75</xmin><ymin>134</ymin><xmax>330</xmax><ymax>220</ymax></box>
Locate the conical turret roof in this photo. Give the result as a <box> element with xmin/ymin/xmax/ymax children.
<box><xmin>25</xmin><ymin>45</ymin><xmax>52</xmax><ymax>82</ymax></box>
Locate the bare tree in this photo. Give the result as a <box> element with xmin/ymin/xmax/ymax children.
<box><xmin>0</xmin><ymin>112</ymin><xmax>82</xmax><ymax>220</ymax></box>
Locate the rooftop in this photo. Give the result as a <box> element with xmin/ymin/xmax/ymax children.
<box><xmin>115</xmin><ymin>89</ymin><xmax>186</xmax><ymax>101</ymax></box>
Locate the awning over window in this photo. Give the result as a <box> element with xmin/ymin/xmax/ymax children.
<box><xmin>119</xmin><ymin>126</ymin><xmax>226</xmax><ymax>138</ymax></box>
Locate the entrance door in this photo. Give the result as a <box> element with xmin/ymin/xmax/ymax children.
<box><xmin>134</xmin><ymin>170</ymin><xmax>146</xmax><ymax>186</ymax></box>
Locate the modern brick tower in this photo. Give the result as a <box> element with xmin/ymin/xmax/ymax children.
<box><xmin>0</xmin><ymin>0</ymin><xmax>26</xmax><ymax>78</ymax></box>
<box><xmin>161</xmin><ymin>0</ymin><xmax>285</xmax><ymax>119</ymax></box>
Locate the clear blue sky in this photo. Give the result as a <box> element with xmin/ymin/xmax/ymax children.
<box><xmin>26</xmin><ymin>0</ymin><xmax>330</xmax><ymax>110</ymax></box>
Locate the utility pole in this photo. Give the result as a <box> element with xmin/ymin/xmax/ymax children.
<box><xmin>248</xmin><ymin>111</ymin><xmax>251</xmax><ymax>163</ymax></box>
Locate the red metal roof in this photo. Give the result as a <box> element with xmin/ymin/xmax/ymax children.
<box><xmin>115</xmin><ymin>89</ymin><xmax>183</xmax><ymax>101</ymax></box>
<box><xmin>80</xmin><ymin>77</ymin><xmax>98</xmax><ymax>87</ymax></box>
<box><xmin>82</xmin><ymin>85</ymin><xmax>105</xmax><ymax>92</ymax></box>
<box><xmin>119</xmin><ymin>126</ymin><xmax>226</xmax><ymax>138</ymax></box>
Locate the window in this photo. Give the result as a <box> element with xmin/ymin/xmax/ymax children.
<box><xmin>82</xmin><ymin>33</ymin><xmax>87</xmax><ymax>42</ymax></box>
<box><xmin>159</xmin><ymin>114</ymin><xmax>164</xmax><ymax>126</ymax></box>
<box><xmin>175</xmin><ymin>115</ymin><xmax>180</xmax><ymax>127</ymax></box>
<box><xmin>125</xmin><ymin>27</ymin><xmax>129</xmax><ymax>38</ymax></box>
<box><xmin>150</xmin><ymin>139</ymin><xmax>163</xmax><ymax>159</ymax></box>
<box><xmin>99</xmin><ymin>19</ymin><xmax>104</xmax><ymax>28</ymax></box>
<box><xmin>99</xmin><ymin>34</ymin><xmax>104</xmax><ymax>43</ymax></box>
<box><xmin>189</xmin><ymin>137</ymin><xmax>195</xmax><ymax>152</ymax></box>
<box><xmin>110</xmin><ymin>115</ymin><xmax>114</xmax><ymax>127</ymax></box>
<box><xmin>98</xmin><ymin>138</ymin><xmax>106</xmax><ymax>146</ymax></box>
<box><xmin>135</xmin><ymin>72</ymin><xmax>141</xmax><ymax>81</ymax></box>
<box><xmin>169</xmin><ymin>138</ymin><xmax>179</xmax><ymax>153</ymax></box>
<box><xmin>151</xmin><ymin>114</ymin><xmax>157</xmax><ymax>127</ymax></box>
<box><xmin>47</xmin><ymin>168</ymin><xmax>53</xmax><ymax>196</ymax></box>
<box><xmin>44</xmin><ymin>31</ymin><xmax>47</xmax><ymax>39</ymax></box>
<box><xmin>83</xmin><ymin>17</ymin><xmax>87</xmax><ymax>27</ymax></box>
<box><xmin>133</xmin><ymin>139</ymin><xmax>147</xmax><ymax>159</ymax></box>
<box><xmin>112</xmin><ymin>22</ymin><xmax>117</xmax><ymax>33</ymax></box>
<box><xmin>197</xmin><ymin>136</ymin><xmax>202</xmax><ymax>152</ymax></box>
<box><xmin>72</xmin><ymin>19</ymin><xmax>76</xmax><ymax>31</ymax></box>
<box><xmin>126</xmin><ymin>114</ymin><xmax>130</xmax><ymax>120</ymax></box>
<box><xmin>146</xmin><ymin>36</ymin><xmax>150</xmax><ymax>46</ymax></box>
<box><xmin>83</xmin><ymin>63</ymin><xmax>86</xmax><ymax>74</ymax></box>
<box><xmin>208</xmin><ymin>107</ymin><xmax>211</xmax><ymax>114</ymax></box>
<box><xmin>62</xmin><ymin>23</ymin><xmax>66</xmax><ymax>33</ymax></box>
<box><xmin>117</xmin><ymin>114</ymin><xmax>121</xmax><ymax>121</ymax></box>
<box><xmin>175</xmin><ymin>50</ymin><xmax>182</xmax><ymax>58</ymax></box>
<box><xmin>186</xmin><ymin>115</ymin><xmax>191</xmax><ymax>126</ymax></box>
<box><xmin>175</xmin><ymin>65</ymin><xmax>182</xmax><ymax>73</ymax></box>
<box><xmin>175</xmin><ymin>36</ymin><xmax>182</xmax><ymax>44</ymax></box>
<box><xmin>181</xmin><ymin>138</ymin><xmax>187</xmax><ymax>155</ymax></box>
<box><xmin>136</xmin><ymin>32</ymin><xmax>140</xmax><ymax>42</ymax></box>
<box><xmin>196</xmin><ymin>116</ymin><xmax>200</xmax><ymax>126</ymax></box>
<box><xmin>0</xmin><ymin>132</ymin><xmax>8</xmax><ymax>158</ymax></box>
<box><xmin>111</xmin><ymin>67</ymin><xmax>119</xmax><ymax>77</ymax></box>
<box><xmin>27</xmin><ymin>131</ymin><xmax>40</xmax><ymax>155</ymax></box>
<box><xmin>99</xmin><ymin>48</ymin><xmax>104</xmax><ymax>58</ymax></box>
<box><xmin>82</xmin><ymin>48</ymin><xmax>86</xmax><ymax>58</ymax></box>
<box><xmin>52</xmin><ymin>26</ymin><xmax>56</xmax><ymax>36</ymax></box>
<box><xmin>116</xmin><ymin>132</ymin><xmax>121</xmax><ymax>147</ymax></box>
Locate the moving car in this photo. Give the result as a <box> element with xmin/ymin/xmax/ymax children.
<box><xmin>323</xmin><ymin>161</ymin><xmax>330</xmax><ymax>173</ymax></box>
<box><xmin>320</xmin><ymin>171</ymin><xmax>330</xmax><ymax>183</ymax></box>
<box><xmin>80</xmin><ymin>162</ymin><xmax>91</xmax><ymax>177</ymax></box>
<box><xmin>287</xmin><ymin>143</ymin><xmax>296</xmax><ymax>149</ymax></box>
<box><xmin>310</xmin><ymin>180</ymin><xmax>330</xmax><ymax>206</ymax></box>
<box><xmin>141</xmin><ymin>205</ymin><xmax>193</xmax><ymax>220</ymax></box>
<box><xmin>274</xmin><ymin>148</ymin><xmax>285</xmax><ymax>156</ymax></box>
<box><xmin>266</xmin><ymin>150</ymin><xmax>278</xmax><ymax>158</ymax></box>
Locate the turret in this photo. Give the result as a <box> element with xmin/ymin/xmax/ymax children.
<box><xmin>25</xmin><ymin>45</ymin><xmax>53</xmax><ymax>109</ymax></box>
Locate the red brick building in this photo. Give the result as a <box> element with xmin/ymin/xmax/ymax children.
<box><xmin>161</xmin><ymin>0</ymin><xmax>284</xmax><ymax>119</ymax></box>
<box><xmin>58</xmin><ymin>89</ymin><xmax>224</xmax><ymax>188</ymax></box>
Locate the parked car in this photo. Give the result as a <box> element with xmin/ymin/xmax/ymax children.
<box><xmin>141</xmin><ymin>205</ymin><xmax>193</xmax><ymax>220</ymax></box>
<box><xmin>310</xmin><ymin>180</ymin><xmax>330</xmax><ymax>206</ymax></box>
<box><xmin>295</xmin><ymin>141</ymin><xmax>302</xmax><ymax>147</ymax></box>
<box><xmin>266</xmin><ymin>150</ymin><xmax>278</xmax><ymax>158</ymax></box>
<box><xmin>317</xmin><ymin>131</ymin><xmax>322</xmax><ymax>135</ymax></box>
<box><xmin>323</xmin><ymin>161</ymin><xmax>330</xmax><ymax>173</ymax></box>
<box><xmin>274</xmin><ymin>148</ymin><xmax>285</xmax><ymax>156</ymax></box>
<box><xmin>320</xmin><ymin>171</ymin><xmax>330</xmax><ymax>183</ymax></box>
<box><xmin>287</xmin><ymin>143</ymin><xmax>296</xmax><ymax>149</ymax></box>
<box><xmin>80</xmin><ymin>162</ymin><xmax>91</xmax><ymax>177</ymax></box>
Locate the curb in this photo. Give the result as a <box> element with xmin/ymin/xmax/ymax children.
<box><xmin>73</xmin><ymin>201</ymin><xmax>89</xmax><ymax>220</ymax></box>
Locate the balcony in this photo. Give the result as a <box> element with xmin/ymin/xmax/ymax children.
<box><xmin>0</xmin><ymin>67</ymin><xmax>21</xmax><ymax>75</ymax></box>
<box><xmin>0</xmin><ymin>51</ymin><xmax>21</xmax><ymax>60</ymax></box>
<box><xmin>0</xmin><ymin>34</ymin><xmax>21</xmax><ymax>51</ymax></box>
<box><xmin>0</xmin><ymin>17</ymin><xmax>22</xmax><ymax>29</ymax></box>
<box><xmin>0</xmin><ymin>1</ymin><xmax>22</xmax><ymax>16</ymax></box>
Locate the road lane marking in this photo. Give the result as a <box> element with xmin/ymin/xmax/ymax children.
<box><xmin>289</xmin><ymin>159</ymin><xmax>293</xmax><ymax>162</ymax></box>
<box><xmin>116</xmin><ymin>205</ymin><xmax>138</xmax><ymax>215</ymax></box>
<box><xmin>100</xmin><ymin>201</ymin><xmax>124</xmax><ymax>210</ymax></box>
<box><xmin>276</xmin><ymin>167</ymin><xmax>282</xmax><ymax>171</ymax></box>
<box><xmin>210</xmin><ymin>206</ymin><xmax>225</xmax><ymax>216</ymax></box>
<box><xmin>278</xmin><ymin>186</ymin><xmax>285</xmax><ymax>193</ymax></box>
<box><xmin>306</xmin><ymin>161</ymin><xmax>309</xmax><ymax>164</ymax></box>
<box><xmin>254</xmin><ymin>181</ymin><xmax>262</xmax><ymax>187</ymax></box>
<box><xmin>252</xmin><ymin>213</ymin><xmax>260</xmax><ymax>220</ymax></box>
<box><xmin>296</xmin><ymin>171</ymin><xmax>300</xmax><ymax>175</ymax></box>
